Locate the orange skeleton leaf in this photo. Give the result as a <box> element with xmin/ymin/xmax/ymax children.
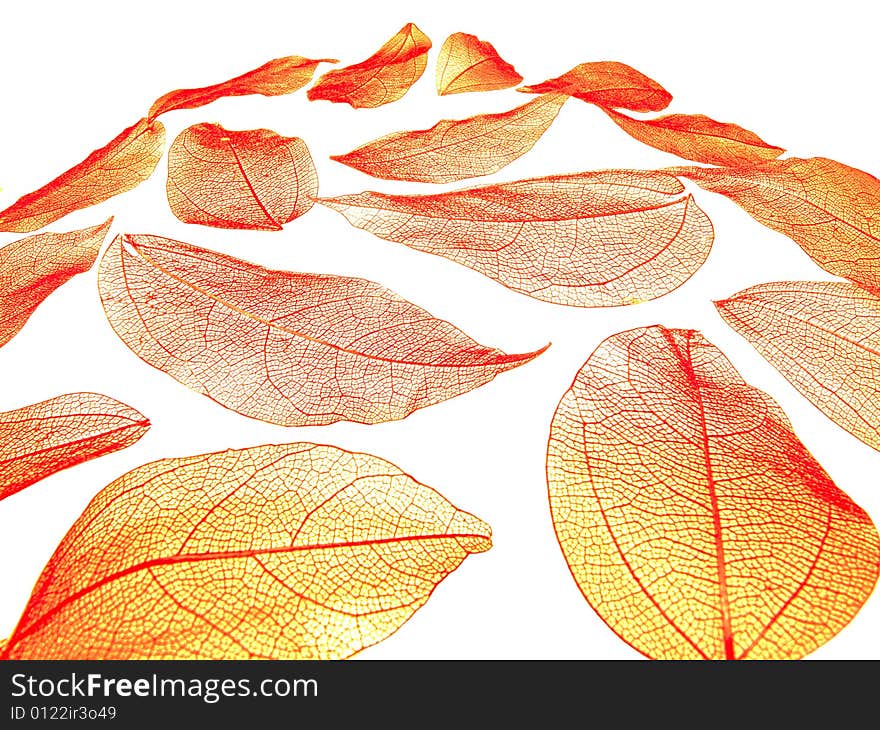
<box><xmin>717</xmin><ymin>281</ymin><xmax>880</xmax><ymax>452</ymax></box>
<box><xmin>435</xmin><ymin>32</ymin><xmax>523</xmax><ymax>95</ymax></box>
<box><xmin>330</xmin><ymin>94</ymin><xmax>567</xmax><ymax>183</ymax></box>
<box><xmin>148</xmin><ymin>56</ymin><xmax>337</xmax><ymax>119</ymax></box>
<box><xmin>670</xmin><ymin>158</ymin><xmax>880</xmax><ymax>290</ymax></box>
<box><xmin>519</xmin><ymin>61</ymin><xmax>672</xmax><ymax>112</ymax></box>
<box><xmin>547</xmin><ymin>325</ymin><xmax>880</xmax><ymax>660</ymax></box>
<box><xmin>318</xmin><ymin>170</ymin><xmax>714</xmax><ymax>307</ymax></box>
<box><xmin>98</xmin><ymin>234</ymin><xmax>546</xmax><ymax>426</ymax></box>
<box><xmin>0</xmin><ymin>119</ymin><xmax>165</xmax><ymax>234</ymax></box>
<box><xmin>603</xmin><ymin>108</ymin><xmax>784</xmax><ymax>166</ymax></box>
<box><xmin>0</xmin><ymin>443</ymin><xmax>491</xmax><ymax>659</ymax></box>
<box><xmin>307</xmin><ymin>23</ymin><xmax>431</xmax><ymax>108</ymax></box>
<box><xmin>0</xmin><ymin>393</ymin><xmax>149</xmax><ymax>502</ymax></box>
<box><xmin>166</xmin><ymin>123</ymin><xmax>318</xmax><ymax>230</ymax></box>
<box><xmin>0</xmin><ymin>219</ymin><xmax>112</xmax><ymax>349</ymax></box>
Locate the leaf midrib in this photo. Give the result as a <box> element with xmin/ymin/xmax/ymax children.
<box><xmin>123</xmin><ymin>241</ymin><xmax>527</xmax><ymax>369</ymax></box>
<box><xmin>4</xmin><ymin>531</ymin><xmax>490</xmax><ymax>655</ymax></box>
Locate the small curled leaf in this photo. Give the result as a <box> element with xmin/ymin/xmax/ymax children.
<box><xmin>435</xmin><ymin>32</ymin><xmax>523</xmax><ymax>95</ymax></box>
<box><xmin>308</xmin><ymin>23</ymin><xmax>431</xmax><ymax>109</ymax></box>
<box><xmin>0</xmin><ymin>219</ymin><xmax>112</xmax><ymax>349</ymax></box>
<box><xmin>0</xmin><ymin>119</ymin><xmax>164</xmax><ymax>234</ymax></box>
<box><xmin>148</xmin><ymin>56</ymin><xmax>337</xmax><ymax>119</ymax></box>
<box><xmin>603</xmin><ymin>108</ymin><xmax>784</xmax><ymax>166</ymax></box>
<box><xmin>330</xmin><ymin>94</ymin><xmax>567</xmax><ymax>183</ymax></box>
<box><xmin>166</xmin><ymin>123</ymin><xmax>318</xmax><ymax>231</ymax></box>
<box><xmin>0</xmin><ymin>392</ymin><xmax>149</xmax><ymax>501</ymax></box>
<box><xmin>519</xmin><ymin>61</ymin><xmax>671</xmax><ymax>112</ymax></box>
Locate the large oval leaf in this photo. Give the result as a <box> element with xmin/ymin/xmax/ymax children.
<box><xmin>166</xmin><ymin>123</ymin><xmax>317</xmax><ymax>230</ymax></box>
<box><xmin>0</xmin><ymin>119</ymin><xmax>165</xmax><ymax>234</ymax></box>
<box><xmin>307</xmin><ymin>23</ymin><xmax>431</xmax><ymax>109</ymax></box>
<box><xmin>0</xmin><ymin>392</ymin><xmax>149</xmax><ymax>501</ymax></box>
<box><xmin>98</xmin><ymin>234</ymin><xmax>546</xmax><ymax>426</ymax></box>
<box><xmin>671</xmin><ymin>158</ymin><xmax>880</xmax><ymax>290</ymax></box>
<box><xmin>0</xmin><ymin>219</ymin><xmax>112</xmax><ymax>349</ymax></box>
<box><xmin>1</xmin><ymin>443</ymin><xmax>491</xmax><ymax>659</ymax></box>
<box><xmin>435</xmin><ymin>32</ymin><xmax>522</xmax><ymax>95</ymax></box>
<box><xmin>717</xmin><ymin>281</ymin><xmax>880</xmax><ymax>452</ymax></box>
<box><xmin>331</xmin><ymin>94</ymin><xmax>566</xmax><ymax>183</ymax></box>
<box><xmin>319</xmin><ymin>170</ymin><xmax>714</xmax><ymax>307</ymax></box>
<box><xmin>547</xmin><ymin>325</ymin><xmax>879</xmax><ymax>659</ymax></box>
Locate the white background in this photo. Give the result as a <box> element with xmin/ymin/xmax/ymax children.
<box><xmin>1</xmin><ymin>0</ymin><xmax>878</xmax><ymax>660</ymax></box>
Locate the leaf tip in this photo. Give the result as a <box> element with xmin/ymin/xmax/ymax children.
<box><xmin>505</xmin><ymin>341</ymin><xmax>551</xmax><ymax>366</ymax></box>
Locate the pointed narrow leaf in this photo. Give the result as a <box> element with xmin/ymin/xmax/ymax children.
<box><xmin>318</xmin><ymin>170</ymin><xmax>714</xmax><ymax>307</ymax></box>
<box><xmin>166</xmin><ymin>123</ymin><xmax>317</xmax><ymax>230</ymax></box>
<box><xmin>0</xmin><ymin>443</ymin><xmax>491</xmax><ymax>659</ymax></box>
<box><xmin>435</xmin><ymin>32</ymin><xmax>523</xmax><ymax>95</ymax></box>
<box><xmin>519</xmin><ymin>61</ymin><xmax>671</xmax><ymax>112</ymax></box>
<box><xmin>717</xmin><ymin>281</ymin><xmax>880</xmax><ymax>451</ymax></box>
<box><xmin>0</xmin><ymin>392</ymin><xmax>149</xmax><ymax>501</ymax></box>
<box><xmin>603</xmin><ymin>108</ymin><xmax>784</xmax><ymax>166</ymax></box>
<box><xmin>98</xmin><ymin>234</ymin><xmax>546</xmax><ymax>426</ymax></box>
<box><xmin>0</xmin><ymin>219</ymin><xmax>112</xmax><ymax>349</ymax></box>
<box><xmin>0</xmin><ymin>119</ymin><xmax>165</xmax><ymax>234</ymax></box>
<box><xmin>331</xmin><ymin>94</ymin><xmax>566</xmax><ymax>183</ymax></box>
<box><xmin>547</xmin><ymin>325</ymin><xmax>880</xmax><ymax>659</ymax></box>
<box><xmin>148</xmin><ymin>56</ymin><xmax>337</xmax><ymax>119</ymax></box>
<box><xmin>671</xmin><ymin>158</ymin><xmax>880</xmax><ymax>289</ymax></box>
<box><xmin>307</xmin><ymin>23</ymin><xmax>431</xmax><ymax>108</ymax></box>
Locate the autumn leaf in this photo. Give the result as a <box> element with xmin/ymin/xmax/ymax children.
<box><xmin>166</xmin><ymin>123</ymin><xmax>318</xmax><ymax>231</ymax></box>
<box><xmin>0</xmin><ymin>443</ymin><xmax>491</xmax><ymax>659</ymax></box>
<box><xmin>0</xmin><ymin>119</ymin><xmax>165</xmax><ymax>234</ymax></box>
<box><xmin>0</xmin><ymin>219</ymin><xmax>112</xmax><ymax>349</ymax></box>
<box><xmin>603</xmin><ymin>108</ymin><xmax>784</xmax><ymax>166</ymax></box>
<box><xmin>717</xmin><ymin>281</ymin><xmax>880</xmax><ymax>452</ymax></box>
<box><xmin>330</xmin><ymin>94</ymin><xmax>567</xmax><ymax>183</ymax></box>
<box><xmin>307</xmin><ymin>23</ymin><xmax>431</xmax><ymax>108</ymax></box>
<box><xmin>98</xmin><ymin>234</ymin><xmax>546</xmax><ymax>426</ymax></box>
<box><xmin>519</xmin><ymin>61</ymin><xmax>671</xmax><ymax>112</ymax></box>
<box><xmin>148</xmin><ymin>56</ymin><xmax>337</xmax><ymax>119</ymax></box>
<box><xmin>547</xmin><ymin>325</ymin><xmax>880</xmax><ymax>659</ymax></box>
<box><xmin>0</xmin><ymin>392</ymin><xmax>149</xmax><ymax>502</ymax></box>
<box><xmin>435</xmin><ymin>32</ymin><xmax>522</xmax><ymax>95</ymax></box>
<box><xmin>670</xmin><ymin>158</ymin><xmax>880</xmax><ymax>290</ymax></box>
<box><xmin>318</xmin><ymin>170</ymin><xmax>714</xmax><ymax>307</ymax></box>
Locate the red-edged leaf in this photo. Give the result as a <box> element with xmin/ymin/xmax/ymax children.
<box><xmin>1</xmin><ymin>443</ymin><xmax>491</xmax><ymax>659</ymax></box>
<box><xmin>330</xmin><ymin>94</ymin><xmax>567</xmax><ymax>183</ymax></box>
<box><xmin>166</xmin><ymin>123</ymin><xmax>317</xmax><ymax>231</ymax></box>
<box><xmin>98</xmin><ymin>234</ymin><xmax>546</xmax><ymax>426</ymax></box>
<box><xmin>670</xmin><ymin>158</ymin><xmax>880</xmax><ymax>289</ymax></box>
<box><xmin>603</xmin><ymin>108</ymin><xmax>784</xmax><ymax>166</ymax></box>
<box><xmin>519</xmin><ymin>61</ymin><xmax>671</xmax><ymax>112</ymax></box>
<box><xmin>0</xmin><ymin>219</ymin><xmax>112</xmax><ymax>349</ymax></box>
<box><xmin>148</xmin><ymin>56</ymin><xmax>337</xmax><ymax>119</ymax></box>
<box><xmin>435</xmin><ymin>32</ymin><xmax>523</xmax><ymax>95</ymax></box>
<box><xmin>318</xmin><ymin>170</ymin><xmax>714</xmax><ymax>307</ymax></box>
<box><xmin>0</xmin><ymin>392</ymin><xmax>149</xmax><ymax>501</ymax></box>
<box><xmin>0</xmin><ymin>119</ymin><xmax>165</xmax><ymax>234</ymax></box>
<box><xmin>307</xmin><ymin>23</ymin><xmax>431</xmax><ymax>108</ymax></box>
<box><xmin>717</xmin><ymin>281</ymin><xmax>880</xmax><ymax>452</ymax></box>
<box><xmin>547</xmin><ymin>325</ymin><xmax>880</xmax><ymax>659</ymax></box>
